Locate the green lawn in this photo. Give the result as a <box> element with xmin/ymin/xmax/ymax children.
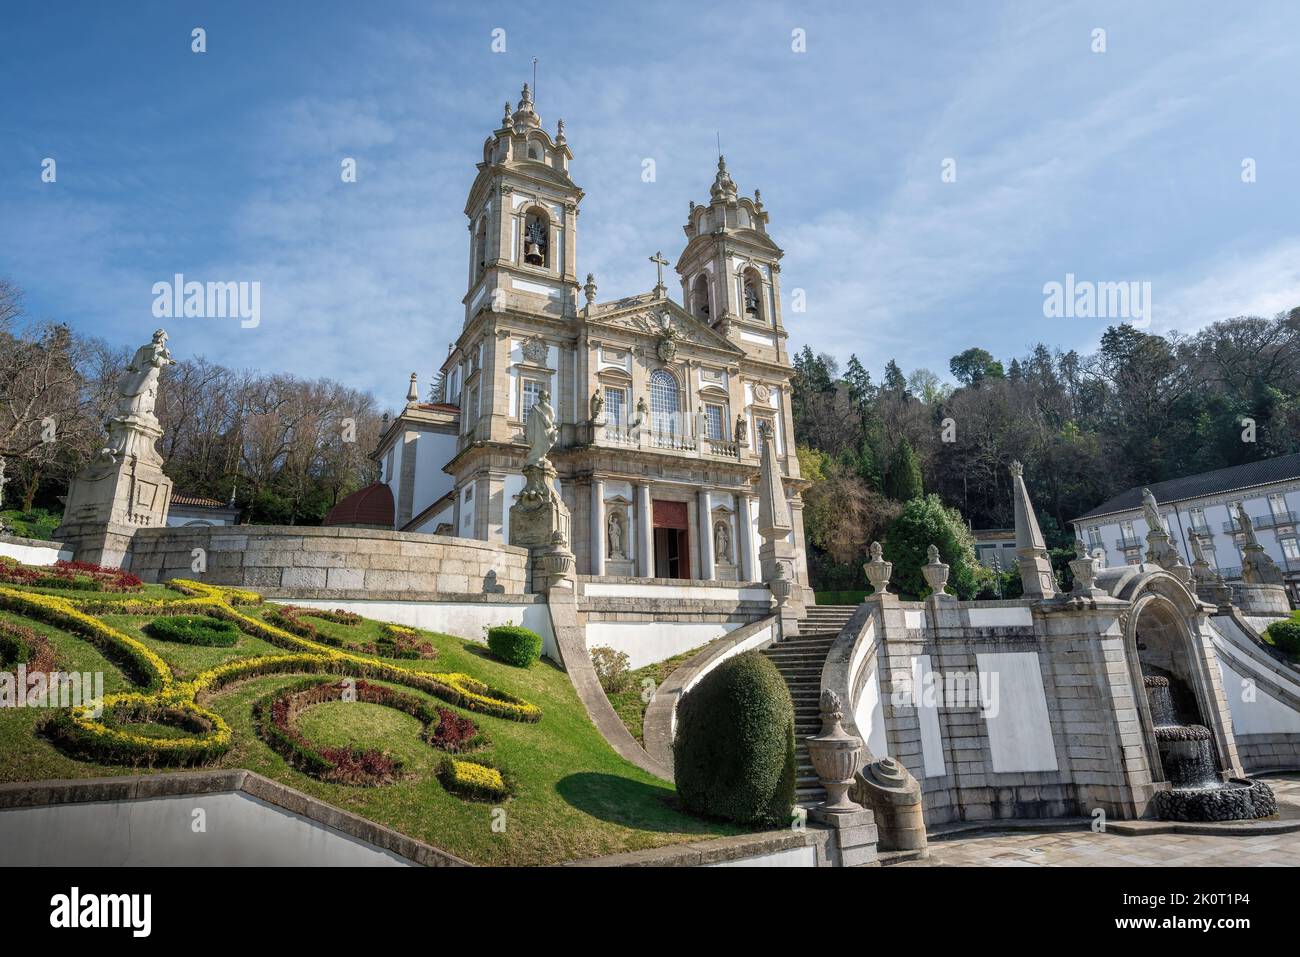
<box><xmin>0</xmin><ymin>581</ymin><xmax>740</xmax><ymax>865</ymax></box>
<box><xmin>605</xmin><ymin>644</ymin><xmax>707</xmax><ymax>744</ymax></box>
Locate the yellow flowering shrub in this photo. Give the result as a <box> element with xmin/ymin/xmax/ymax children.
<box><xmin>437</xmin><ymin>757</ymin><xmax>512</xmax><ymax>801</ymax></box>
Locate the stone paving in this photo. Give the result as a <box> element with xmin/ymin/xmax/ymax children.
<box><xmin>900</xmin><ymin>775</ymin><xmax>1300</xmax><ymax>867</ymax></box>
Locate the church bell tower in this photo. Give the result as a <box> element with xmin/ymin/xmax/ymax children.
<box><xmin>462</xmin><ymin>84</ymin><xmax>584</xmax><ymax>325</ymax></box>
<box><xmin>675</xmin><ymin>156</ymin><xmax>787</xmax><ymax>364</ymax></box>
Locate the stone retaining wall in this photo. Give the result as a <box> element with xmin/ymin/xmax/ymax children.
<box><xmin>128</xmin><ymin>525</ymin><xmax>529</xmax><ymax>596</ymax></box>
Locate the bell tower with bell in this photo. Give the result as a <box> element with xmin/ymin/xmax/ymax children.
<box><xmin>462</xmin><ymin>83</ymin><xmax>584</xmax><ymax>326</ymax></box>
<box><xmin>674</xmin><ymin>155</ymin><xmax>788</xmax><ymax>365</ymax></box>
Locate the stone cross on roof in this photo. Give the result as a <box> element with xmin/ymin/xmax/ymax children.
<box><xmin>649</xmin><ymin>251</ymin><xmax>669</xmax><ymax>297</ymax></box>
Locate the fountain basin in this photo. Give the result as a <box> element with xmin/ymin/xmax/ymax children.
<box><xmin>1151</xmin><ymin>778</ymin><xmax>1277</xmax><ymax>822</ymax></box>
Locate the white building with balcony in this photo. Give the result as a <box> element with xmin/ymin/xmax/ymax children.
<box><xmin>1072</xmin><ymin>452</ymin><xmax>1300</xmax><ymax>607</ymax></box>
<box><xmin>357</xmin><ymin>87</ymin><xmax>810</xmax><ymax>589</ymax></box>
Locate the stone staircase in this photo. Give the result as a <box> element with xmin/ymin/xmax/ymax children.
<box><xmin>763</xmin><ymin>604</ymin><xmax>859</xmax><ymax>805</ymax></box>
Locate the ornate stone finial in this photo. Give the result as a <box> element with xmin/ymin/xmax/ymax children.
<box><xmin>519</xmin><ymin>82</ymin><xmax>532</xmax><ymax>108</ymax></box>
<box><xmin>406</xmin><ymin>372</ymin><xmax>419</xmax><ymax>405</ymax></box>
<box><xmin>502</xmin><ymin>101</ymin><xmax>512</xmax><ymax>126</ymax></box>
<box><xmin>922</xmin><ymin>544</ymin><xmax>950</xmax><ymax>596</ymax></box>
<box><xmin>806</xmin><ymin>687</ymin><xmax>864</xmax><ymax>814</ymax></box>
<box><xmin>649</xmin><ymin>251</ymin><xmax>669</xmax><ymax>297</ymax></box>
<box><xmin>710</xmin><ymin>154</ymin><xmax>737</xmax><ymax>203</ymax></box>
<box><xmin>1010</xmin><ymin>459</ymin><xmax>1024</xmax><ymax>479</ymax></box>
<box><xmin>555</xmin><ymin>118</ymin><xmax>566</xmax><ymax>146</ymax></box>
<box><xmin>583</xmin><ymin>272</ymin><xmax>597</xmax><ymax>306</ymax></box>
<box><xmin>863</xmin><ymin>540</ymin><xmax>893</xmax><ymax>595</ymax></box>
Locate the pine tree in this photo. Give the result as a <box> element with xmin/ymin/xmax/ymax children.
<box><xmin>884</xmin><ymin>437</ymin><xmax>924</xmax><ymax>502</ymax></box>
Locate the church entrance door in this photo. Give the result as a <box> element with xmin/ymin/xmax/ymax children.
<box><xmin>652</xmin><ymin>499</ymin><xmax>691</xmax><ymax>580</ymax></box>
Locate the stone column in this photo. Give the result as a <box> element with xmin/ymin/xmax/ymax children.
<box><xmin>698</xmin><ymin>488</ymin><xmax>715</xmax><ymax>581</ymax></box>
<box><xmin>590</xmin><ymin>478</ymin><xmax>605</xmax><ymax>577</ymax></box>
<box><xmin>738</xmin><ymin>493</ymin><xmax>756</xmax><ymax>581</ymax></box>
<box><xmin>636</xmin><ymin>482</ymin><xmax>653</xmax><ymax>578</ymax></box>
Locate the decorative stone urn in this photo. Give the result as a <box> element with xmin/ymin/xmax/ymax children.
<box><xmin>863</xmin><ymin>541</ymin><xmax>893</xmax><ymax>595</ymax></box>
<box><xmin>1069</xmin><ymin>539</ymin><xmax>1102</xmax><ymax>598</ymax></box>
<box><xmin>769</xmin><ymin>560</ymin><xmax>794</xmax><ymax>608</ymax></box>
<box><xmin>921</xmin><ymin>544</ymin><xmax>950</xmax><ymax>596</ymax></box>
<box><xmin>806</xmin><ymin>689</ymin><xmax>865</xmax><ymax>814</ymax></box>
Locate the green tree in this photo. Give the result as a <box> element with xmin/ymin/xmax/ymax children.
<box><xmin>949</xmin><ymin>347</ymin><xmax>1005</xmax><ymax>388</ymax></box>
<box><xmin>881</xmin><ymin>494</ymin><xmax>983</xmax><ymax>599</ymax></box>
<box><xmin>884</xmin><ymin>436</ymin><xmax>924</xmax><ymax>502</ymax></box>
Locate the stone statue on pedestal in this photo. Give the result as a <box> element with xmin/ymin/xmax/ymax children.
<box><xmin>510</xmin><ymin>389</ymin><xmax>573</xmax><ymax>591</ymax></box>
<box><xmin>55</xmin><ymin>329</ymin><xmax>177</xmax><ymax>566</ymax></box>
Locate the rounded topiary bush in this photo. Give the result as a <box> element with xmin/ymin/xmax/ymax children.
<box><xmin>144</xmin><ymin>615</ymin><xmax>240</xmax><ymax>647</ymax></box>
<box><xmin>1267</xmin><ymin>618</ymin><xmax>1300</xmax><ymax>659</ymax></box>
<box><xmin>486</xmin><ymin>625</ymin><xmax>542</xmax><ymax>667</ymax></box>
<box><xmin>673</xmin><ymin>650</ymin><xmax>796</xmax><ymax>827</ymax></box>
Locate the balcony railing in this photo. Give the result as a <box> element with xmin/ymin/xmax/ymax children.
<box><xmin>1115</xmin><ymin>535</ymin><xmax>1142</xmax><ymax>550</ymax></box>
<box><xmin>1256</xmin><ymin>510</ymin><xmax>1298</xmax><ymax>528</ymax></box>
<box><xmin>1216</xmin><ymin>565</ymin><xmax>1242</xmax><ymax>580</ymax></box>
<box><xmin>704</xmin><ymin>438</ymin><xmax>740</xmax><ymax>459</ymax></box>
<box><xmin>1187</xmin><ymin>523</ymin><xmax>1211</xmax><ymax>537</ymax></box>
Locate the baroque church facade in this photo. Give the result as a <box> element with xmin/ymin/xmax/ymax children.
<box><xmin>371</xmin><ymin>85</ymin><xmax>809</xmax><ymax>591</ymax></box>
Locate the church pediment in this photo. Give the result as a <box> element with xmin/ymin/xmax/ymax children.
<box><xmin>588</xmin><ymin>296</ymin><xmax>742</xmax><ymax>356</ymax></box>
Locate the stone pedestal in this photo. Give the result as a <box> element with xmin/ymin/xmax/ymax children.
<box><xmin>509</xmin><ymin>460</ymin><xmax>574</xmax><ymax>594</ymax></box>
<box><xmin>851</xmin><ymin>756</ymin><xmax>927</xmax><ymax>854</ymax></box>
<box><xmin>55</xmin><ymin>413</ymin><xmax>173</xmax><ymax>568</ymax></box>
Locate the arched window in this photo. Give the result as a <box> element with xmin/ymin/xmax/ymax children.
<box><xmin>650</xmin><ymin>369</ymin><xmax>679</xmax><ymax>434</ymax></box>
<box><xmin>742</xmin><ymin>268</ymin><xmax>763</xmax><ymax>321</ymax></box>
<box><xmin>528</xmin><ymin>142</ymin><xmax>543</xmax><ymax>161</ymax></box>
<box><xmin>472</xmin><ymin>217</ymin><xmax>488</xmax><ymax>283</ymax></box>
<box><xmin>523</xmin><ymin>208</ymin><xmax>550</xmax><ymax>267</ymax></box>
<box><xmin>692</xmin><ymin>274</ymin><xmax>710</xmax><ymax>321</ymax></box>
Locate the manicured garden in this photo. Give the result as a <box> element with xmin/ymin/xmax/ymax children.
<box><xmin>0</xmin><ymin>562</ymin><xmax>740</xmax><ymax>865</ymax></box>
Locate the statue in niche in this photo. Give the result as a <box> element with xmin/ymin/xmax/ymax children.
<box><xmin>607</xmin><ymin>511</ymin><xmax>625</xmax><ymax>559</ymax></box>
<box><xmin>524</xmin><ymin>389</ymin><xmax>559</xmax><ymax>468</ymax></box>
<box><xmin>590</xmin><ymin>389</ymin><xmax>604</xmax><ymax>424</ymax></box>
<box><xmin>631</xmin><ymin>396</ymin><xmax>648</xmax><ymax>429</ymax></box>
<box><xmin>734</xmin><ymin>414</ymin><xmax>748</xmax><ymax>446</ymax></box>
<box><xmin>714</xmin><ymin>520</ymin><xmax>731</xmax><ymax>563</ymax></box>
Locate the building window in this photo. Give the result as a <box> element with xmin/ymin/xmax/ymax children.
<box><xmin>521</xmin><ymin>378</ymin><xmax>543</xmax><ymax>422</ymax></box>
<box><xmin>1087</xmin><ymin>526</ymin><xmax>1102</xmax><ymax>549</ymax></box>
<box><xmin>691</xmin><ymin>274</ymin><xmax>710</xmax><ymax>321</ymax></box>
<box><xmin>650</xmin><ymin>369</ymin><xmax>679</xmax><ymax>434</ymax></box>
<box><xmin>1120</xmin><ymin>520</ymin><xmax>1136</xmax><ymax>547</ymax></box>
<box><xmin>1269</xmin><ymin>493</ymin><xmax>1288</xmax><ymax>520</ymax></box>
<box><xmin>472</xmin><ymin>217</ymin><xmax>488</xmax><ymax>284</ymax></box>
<box><xmin>604</xmin><ymin>386</ymin><xmax>626</xmax><ymax>426</ymax></box>
<box><xmin>741</xmin><ymin>267</ymin><xmax>763</xmax><ymax>321</ymax></box>
<box><xmin>1283</xmin><ymin>538</ymin><xmax>1300</xmax><ymax>562</ymax></box>
<box><xmin>1189</xmin><ymin>507</ymin><xmax>1206</xmax><ymax>533</ymax></box>
<box><xmin>704</xmin><ymin>402</ymin><xmax>725</xmax><ymax>440</ymax></box>
<box><xmin>523</xmin><ymin>208</ymin><xmax>549</xmax><ymax>267</ymax></box>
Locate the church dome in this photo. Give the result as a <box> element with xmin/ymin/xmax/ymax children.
<box><xmin>323</xmin><ymin>482</ymin><xmax>394</xmax><ymax>529</ymax></box>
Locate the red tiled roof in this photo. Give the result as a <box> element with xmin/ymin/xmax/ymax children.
<box><xmin>323</xmin><ymin>482</ymin><xmax>394</xmax><ymax>528</ymax></box>
<box><xmin>416</xmin><ymin>402</ymin><xmax>460</xmax><ymax>413</ymax></box>
<box><xmin>172</xmin><ymin>493</ymin><xmax>229</xmax><ymax>508</ymax></box>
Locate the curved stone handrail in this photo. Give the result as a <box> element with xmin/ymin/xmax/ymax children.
<box><xmin>818</xmin><ymin>603</ymin><xmax>879</xmax><ymax>749</ymax></box>
<box><xmin>642</xmin><ymin>615</ymin><xmax>779</xmax><ymax>775</ymax></box>
<box><xmin>546</xmin><ymin>590</ymin><xmax>673</xmax><ymax>780</ymax></box>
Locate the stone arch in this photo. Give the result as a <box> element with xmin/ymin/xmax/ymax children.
<box><xmin>1114</xmin><ymin>569</ymin><xmax>1234</xmax><ymax>786</ymax></box>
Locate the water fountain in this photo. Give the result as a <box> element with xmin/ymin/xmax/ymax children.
<box><xmin>1142</xmin><ymin>674</ymin><xmax>1276</xmax><ymax>821</ymax></box>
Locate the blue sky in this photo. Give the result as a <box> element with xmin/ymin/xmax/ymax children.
<box><xmin>3</xmin><ymin>1</ymin><xmax>1299</xmax><ymax>405</ymax></box>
